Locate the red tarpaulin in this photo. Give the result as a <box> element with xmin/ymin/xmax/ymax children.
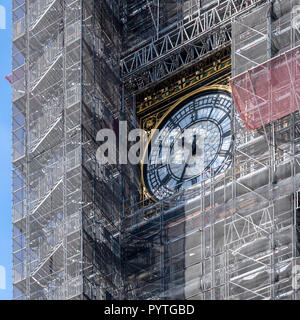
<box><xmin>231</xmin><ymin>45</ymin><xmax>300</xmax><ymax>130</ymax></box>
<box><xmin>5</xmin><ymin>74</ymin><xmax>12</xmax><ymax>84</ymax></box>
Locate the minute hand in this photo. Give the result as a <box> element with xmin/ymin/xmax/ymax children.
<box><xmin>175</xmin><ymin>145</ymin><xmax>192</xmax><ymax>190</ymax></box>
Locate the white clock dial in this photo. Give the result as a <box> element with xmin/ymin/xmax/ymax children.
<box><xmin>143</xmin><ymin>89</ymin><xmax>232</xmax><ymax>201</ymax></box>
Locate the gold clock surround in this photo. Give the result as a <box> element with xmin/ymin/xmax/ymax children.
<box><xmin>140</xmin><ymin>84</ymin><xmax>232</xmax><ymax>202</ymax></box>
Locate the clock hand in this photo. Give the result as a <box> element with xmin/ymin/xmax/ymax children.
<box><xmin>175</xmin><ymin>148</ymin><xmax>192</xmax><ymax>190</ymax></box>
<box><xmin>192</xmin><ymin>134</ymin><xmax>204</xmax><ymax>157</ymax></box>
<box><xmin>178</xmin><ymin>163</ymin><xmax>188</xmax><ymax>185</ymax></box>
<box><xmin>181</xmin><ymin>134</ymin><xmax>198</xmax><ymax>156</ymax></box>
<box><xmin>192</xmin><ymin>135</ymin><xmax>197</xmax><ymax>156</ymax></box>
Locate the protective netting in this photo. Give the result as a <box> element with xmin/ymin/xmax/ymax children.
<box><xmin>231</xmin><ymin>45</ymin><xmax>300</xmax><ymax>130</ymax></box>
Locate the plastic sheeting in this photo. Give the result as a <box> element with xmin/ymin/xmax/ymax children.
<box><xmin>231</xmin><ymin>45</ymin><xmax>300</xmax><ymax>130</ymax></box>
<box><xmin>5</xmin><ymin>74</ymin><xmax>12</xmax><ymax>83</ymax></box>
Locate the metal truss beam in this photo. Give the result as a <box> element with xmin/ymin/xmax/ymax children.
<box><xmin>121</xmin><ymin>0</ymin><xmax>267</xmax><ymax>90</ymax></box>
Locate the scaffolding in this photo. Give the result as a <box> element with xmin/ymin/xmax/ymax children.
<box><xmin>11</xmin><ymin>0</ymin><xmax>138</xmax><ymax>300</ymax></box>
<box><xmin>11</xmin><ymin>0</ymin><xmax>300</xmax><ymax>300</ymax></box>
<box><xmin>121</xmin><ymin>0</ymin><xmax>264</xmax><ymax>92</ymax></box>
<box><xmin>121</xmin><ymin>0</ymin><xmax>300</xmax><ymax>300</ymax></box>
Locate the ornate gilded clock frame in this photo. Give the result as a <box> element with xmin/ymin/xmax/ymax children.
<box><xmin>137</xmin><ymin>55</ymin><xmax>232</xmax><ymax>204</ymax></box>
<box><xmin>140</xmin><ymin>84</ymin><xmax>232</xmax><ymax>202</ymax></box>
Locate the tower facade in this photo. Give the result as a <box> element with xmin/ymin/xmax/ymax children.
<box><xmin>12</xmin><ymin>0</ymin><xmax>300</xmax><ymax>300</ymax></box>
<box><xmin>11</xmin><ymin>0</ymin><xmax>135</xmax><ymax>300</ymax></box>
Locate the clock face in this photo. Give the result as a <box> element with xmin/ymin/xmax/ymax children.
<box><xmin>143</xmin><ymin>89</ymin><xmax>232</xmax><ymax>201</ymax></box>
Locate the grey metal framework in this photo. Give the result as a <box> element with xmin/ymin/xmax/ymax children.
<box><xmin>11</xmin><ymin>0</ymin><xmax>140</xmax><ymax>300</ymax></box>
<box><xmin>121</xmin><ymin>0</ymin><xmax>300</xmax><ymax>300</ymax></box>
<box><xmin>121</xmin><ymin>0</ymin><xmax>265</xmax><ymax>92</ymax></box>
<box><xmin>11</xmin><ymin>0</ymin><xmax>300</xmax><ymax>300</ymax></box>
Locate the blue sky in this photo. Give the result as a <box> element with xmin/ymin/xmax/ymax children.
<box><xmin>0</xmin><ymin>0</ymin><xmax>12</xmax><ymax>300</ymax></box>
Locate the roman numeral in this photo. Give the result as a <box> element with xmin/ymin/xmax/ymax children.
<box><xmin>219</xmin><ymin>113</ymin><xmax>230</xmax><ymax>124</ymax></box>
<box><xmin>161</xmin><ymin>174</ymin><xmax>171</xmax><ymax>185</ymax></box>
<box><xmin>191</xmin><ymin>178</ymin><xmax>198</xmax><ymax>185</ymax></box>
<box><xmin>219</xmin><ymin>150</ymin><xmax>228</xmax><ymax>157</ymax></box>
<box><xmin>222</xmin><ymin>131</ymin><xmax>231</xmax><ymax>138</ymax></box>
